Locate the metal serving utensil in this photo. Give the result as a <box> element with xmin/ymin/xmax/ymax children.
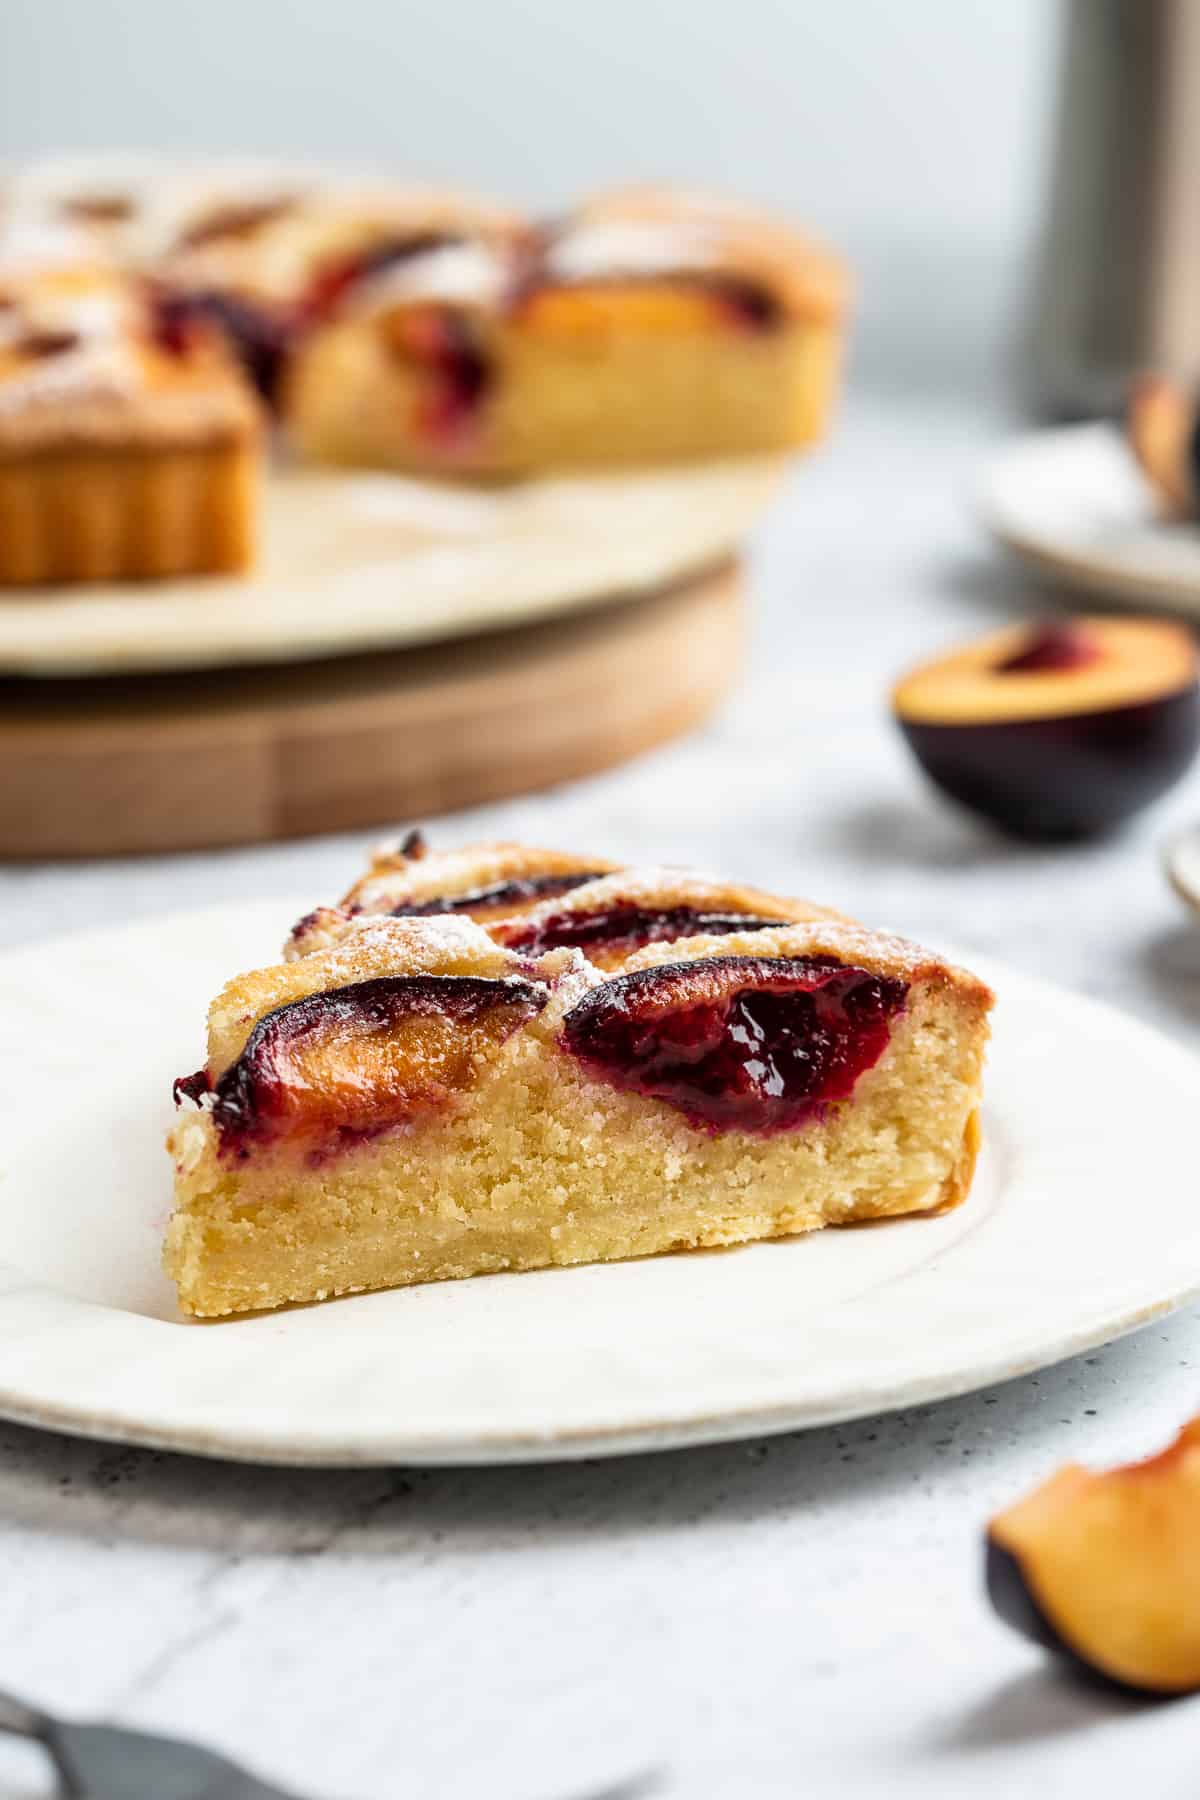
<box><xmin>0</xmin><ymin>1688</ymin><xmax>659</xmax><ymax>1800</ymax></box>
<box><xmin>0</xmin><ymin>1688</ymin><xmax>300</xmax><ymax>1798</ymax></box>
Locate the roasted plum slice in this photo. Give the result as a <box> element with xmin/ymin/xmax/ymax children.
<box><xmin>894</xmin><ymin>615</ymin><xmax>1200</xmax><ymax>840</ymax></box>
<box><xmin>153</xmin><ymin>287</ymin><xmax>294</xmax><ymax>405</ymax></box>
<box><xmin>497</xmin><ymin>902</ymin><xmax>787</xmax><ymax>964</ymax></box>
<box><xmin>383</xmin><ymin>870</ymin><xmax>607</xmax><ymax>923</ymax></box>
<box><xmin>381</xmin><ymin>304</ymin><xmax>493</xmax><ymax>441</ymax></box>
<box><xmin>202</xmin><ymin>974</ymin><xmax>546</xmax><ymax>1156</ymax></box>
<box><xmin>987</xmin><ymin>1417</ymin><xmax>1200</xmax><ymax>1694</ymax></box>
<box><xmin>561</xmin><ymin>954</ymin><xmax>906</xmax><ymax>1135</ymax></box>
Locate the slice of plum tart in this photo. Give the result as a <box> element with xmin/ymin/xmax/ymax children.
<box><xmin>165</xmin><ymin>880</ymin><xmax>992</xmax><ymax>1318</ymax></box>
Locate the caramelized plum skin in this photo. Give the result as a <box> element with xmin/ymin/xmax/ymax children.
<box><xmin>901</xmin><ymin>689</ymin><xmax>1200</xmax><ymax>840</ymax></box>
<box><xmin>561</xmin><ymin>955</ymin><xmax>906</xmax><ymax>1135</ymax></box>
<box><xmin>210</xmin><ymin>974</ymin><xmax>546</xmax><ymax>1156</ymax></box>
<box><xmin>499</xmin><ymin>903</ymin><xmax>784</xmax><ymax>958</ymax></box>
<box><xmin>375</xmin><ymin>871</ymin><xmax>606</xmax><ymax>920</ymax></box>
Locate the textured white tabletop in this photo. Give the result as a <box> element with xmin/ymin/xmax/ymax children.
<box><xmin>3</xmin><ymin>393</ymin><xmax>1200</xmax><ymax>1800</ymax></box>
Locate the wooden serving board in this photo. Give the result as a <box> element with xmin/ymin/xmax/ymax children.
<box><xmin>0</xmin><ymin>559</ymin><xmax>742</xmax><ymax>858</ymax></box>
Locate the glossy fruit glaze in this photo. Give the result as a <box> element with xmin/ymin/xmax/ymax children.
<box><xmin>561</xmin><ymin>954</ymin><xmax>906</xmax><ymax>1135</ymax></box>
<box><xmin>179</xmin><ymin>974</ymin><xmax>546</xmax><ymax>1158</ymax></box>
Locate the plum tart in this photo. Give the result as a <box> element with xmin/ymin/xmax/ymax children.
<box><xmin>0</xmin><ymin>236</ymin><xmax>261</xmax><ymax>583</ymax></box>
<box><xmin>166</xmin><ymin>856</ymin><xmax>991</xmax><ymax>1317</ymax></box>
<box><xmin>285</xmin><ymin>186</ymin><xmax>847</xmax><ymax>475</ymax></box>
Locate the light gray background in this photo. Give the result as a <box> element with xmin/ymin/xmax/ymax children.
<box><xmin>0</xmin><ymin>1</ymin><xmax>1058</xmax><ymax>388</ymax></box>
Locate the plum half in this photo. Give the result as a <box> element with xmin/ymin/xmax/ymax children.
<box><xmin>183</xmin><ymin>973</ymin><xmax>546</xmax><ymax>1158</ymax></box>
<box><xmin>893</xmin><ymin>616</ymin><xmax>1200</xmax><ymax>840</ymax></box>
<box><xmin>560</xmin><ymin>954</ymin><xmax>906</xmax><ymax>1135</ymax></box>
<box><xmin>987</xmin><ymin>1417</ymin><xmax>1200</xmax><ymax>1694</ymax></box>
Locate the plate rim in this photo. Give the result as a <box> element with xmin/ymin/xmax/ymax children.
<box><xmin>2</xmin><ymin>902</ymin><xmax>1199</xmax><ymax>1467</ymax></box>
<box><xmin>977</xmin><ymin>419</ymin><xmax>1200</xmax><ymax>610</ymax></box>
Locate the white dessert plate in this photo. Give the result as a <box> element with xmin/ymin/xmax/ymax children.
<box><xmin>978</xmin><ymin>420</ymin><xmax>1200</xmax><ymax>610</ymax></box>
<box><xmin>0</xmin><ymin>457</ymin><xmax>783</xmax><ymax>677</ymax></box>
<box><xmin>1</xmin><ymin>899</ymin><xmax>1198</xmax><ymax>1467</ymax></box>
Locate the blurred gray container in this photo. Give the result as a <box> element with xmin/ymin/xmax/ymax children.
<box><xmin>1027</xmin><ymin>0</ymin><xmax>1200</xmax><ymax>416</ymax></box>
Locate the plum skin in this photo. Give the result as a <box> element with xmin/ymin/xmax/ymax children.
<box><xmin>985</xmin><ymin>1537</ymin><xmax>1186</xmax><ymax>1699</ymax></box>
<box><xmin>900</xmin><ymin>686</ymin><xmax>1200</xmax><ymax>841</ymax></box>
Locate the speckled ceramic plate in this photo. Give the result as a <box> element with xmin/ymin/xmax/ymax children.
<box><xmin>1</xmin><ymin>900</ymin><xmax>1199</xmax><ymax>1466</ymax></box>
<box><xmin>0</xmin><ymin>457</ymin><xmax>784</xmax><ymax>677</ymax></box>
<box><xmin>978</xmin><ymin>420</ymin><xmax>1200</xmax><ymax>610</ymax></box>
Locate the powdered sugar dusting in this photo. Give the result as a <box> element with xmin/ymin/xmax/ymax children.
<box><xmin>0</xmin><ymin>338</ymin><xmax>140</xmax><ymax>414</ymax></box>
<box><xmin>544</xmin><ymin>219</ymin><xmax>721</xmax><ymax>283</ymax></box>
<box><xmin>353</xmin><ymin>240</ymin><xmax>507</xmax><ymax>312</ymax></box>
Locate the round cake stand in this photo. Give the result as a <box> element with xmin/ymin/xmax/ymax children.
<box><xmin>0</xmin><ymin>558</ymin><xmax>743</xmax><ymax>857</ymax></box>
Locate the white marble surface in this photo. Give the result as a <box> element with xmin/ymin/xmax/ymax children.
<box><xmin>4</xmin><ymin>393</ymin><xmax>1200</xmax><ymax>1798</ymax></box>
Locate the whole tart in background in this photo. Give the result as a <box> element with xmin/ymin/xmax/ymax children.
<box><xmin>166</xmin><ymin>844</ymin><xmax>989</xmax><ymax>1319</ymax></box>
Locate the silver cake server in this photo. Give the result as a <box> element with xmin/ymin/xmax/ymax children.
<box><xmin>0</xmin><ymin>1688</ymin><xmax>305</xmax><ymax>1799</ymax></box>
<box><xmin>0</xmin><ymin>1687</ymin><xmax>660</xmax><ymax>1800</ymax></box>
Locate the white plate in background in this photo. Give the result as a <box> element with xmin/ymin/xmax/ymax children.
<box><xmin>979</xmin><ymin>420</ymin><xmax>1200</xmax><ymax>610</ymax></box>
